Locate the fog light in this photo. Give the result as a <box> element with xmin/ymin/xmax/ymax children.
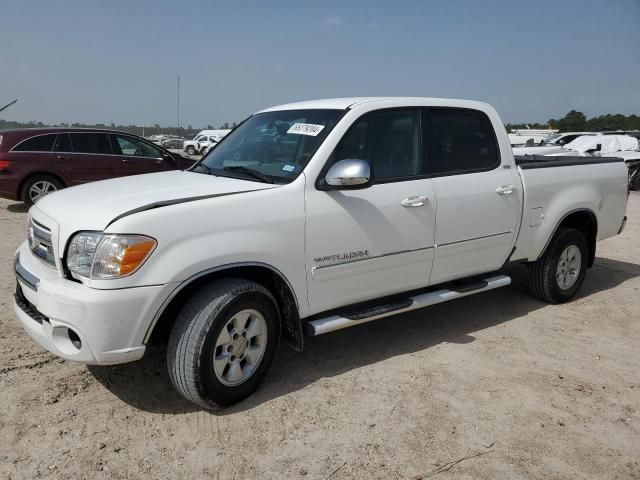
<box><xmin>52</xmin><ymin>326</ymin><xmax>83</xmax><ymax>354</ymax></box>
<box><xmin>67</xmin><ymin>329</ymin><xmax>82</xmax><ymax>350</ymax></box>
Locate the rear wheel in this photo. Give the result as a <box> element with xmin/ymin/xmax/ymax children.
<box><xmin>20</xmin><ymin>174</ymin><xmax>64</xmax><ymax>206</ymax></box>
<box><xmin>529</xmin><ymin>227</ymin><xmax>588</xmax><ymax>303</ymax></box>
<box><xmin>167</xmin><ymin>279</ymin><xmax>280</xmax><ymax>410</ymax></box>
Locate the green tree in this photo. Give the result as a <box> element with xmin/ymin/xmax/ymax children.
<box><xmin>557</xmin><ymin>110</ymin><xmax>587</xmax><ymax>132</ymax></box>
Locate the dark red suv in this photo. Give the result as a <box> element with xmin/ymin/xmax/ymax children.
<box><xmin>0</xmin><ymin>128</ymin><xmax>195</xmax><ymax>205</ymax></box>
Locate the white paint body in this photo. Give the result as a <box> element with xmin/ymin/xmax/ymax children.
<box><xmin>13</xmin><ymin>98</ymin><xmax>629</xmax><ymax>365</ymax></box>
<box><xmin>183</xmin><ymin>129</ymin><xmax>231</xmax><ymax>153</ymax></box>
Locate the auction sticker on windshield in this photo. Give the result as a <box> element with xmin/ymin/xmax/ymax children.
<box><xmin>287</xmin><ymin>123</ymin><xmax>325</xmax><ymax>136</ymax></box>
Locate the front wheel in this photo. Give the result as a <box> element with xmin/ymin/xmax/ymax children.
<box><xmin>185</xmin><ymin>145</ymin><xmax>196</xmax><ymax>155</ymax></box>
<box><xmin>167</xmin><ymin>279</ymin><xmax>280</xmax><ymax>410</ymax></box>
<box><xmin>528</xmin><ymin>227</ymin><xmax>589</xmax><ymax>303</ymax></box>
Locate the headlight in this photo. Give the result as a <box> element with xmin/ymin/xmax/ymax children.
<box><xmin>66</xmin><ymin>232</ymin><xmax>156</xmax><ymax>280</ymax></box>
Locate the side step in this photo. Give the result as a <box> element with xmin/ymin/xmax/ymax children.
<box><xmin>305</xmin><ymin>274</ymin><xmax>511</xmax><ymax>336</ymax></box>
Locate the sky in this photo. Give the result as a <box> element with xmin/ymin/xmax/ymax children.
<box><xmin>1</xmin><ymin>0</ymin><xmax>639</xmax><ymax>127</ymax></box>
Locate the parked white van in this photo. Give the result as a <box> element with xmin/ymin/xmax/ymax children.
<box><xmin>183</xmin><ymin>129</ymin><xmax>231</xmax><ymax>155</ymax></box>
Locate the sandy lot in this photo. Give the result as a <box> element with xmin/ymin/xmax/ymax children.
<box><xmin>1</xmin><ymin>194</ymin><xmax>639</xmax><ymax>479</ymax></box>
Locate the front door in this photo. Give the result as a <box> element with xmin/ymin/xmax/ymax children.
<box><xmin>305</xmin><ymin>108</ymin><xmax>437</xmax><ymax>315</ymax></box>
<box><xmin>423</xmin><ymin>107</ymin><xmax>521</xmax><ymax>285</ymax></box>
<box><xmin>109</xmin><ymin>134</ymin><xmax>173</xmax><ymax>176</ymax></box>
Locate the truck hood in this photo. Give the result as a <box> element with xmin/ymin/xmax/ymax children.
<box><xmin>32</xmin><ymin>171</ymin><xmax>275</xmax><ymax>242</ymax></box>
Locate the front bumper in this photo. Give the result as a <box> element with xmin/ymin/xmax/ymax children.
<box><xmin>13</xmin><ymin>242</ymin><xmax>176</xmax><ymax>365</ymax></box>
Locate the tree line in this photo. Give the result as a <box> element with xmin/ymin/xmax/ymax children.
<box><xmin>2</xmin><ymin>110</ymin><xmax>639</xmax><ymax>136</ymax></box>
<box><xmin>0</xmin><ymin>120</ymin><xmax>238</xmax><ymax>138</ymax></box>
<box><xmin>506</xmin><ymin>111</ymin><xmax>640</xmax><ymax>133</ymax></box>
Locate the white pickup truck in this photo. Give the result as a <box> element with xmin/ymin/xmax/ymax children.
<box><xmin>13</xmin><ymin>97</ymin><xmax>629</xmax><ymax>410</ymax></box>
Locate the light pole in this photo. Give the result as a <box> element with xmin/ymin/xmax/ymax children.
<box><xmin>177</xmin><ymin>75</ymin><xmax>180</xmax><ymax>135</ymax></box>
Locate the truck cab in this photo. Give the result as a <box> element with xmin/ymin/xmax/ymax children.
<box><xmin>13</xmin><ymin>98</ymin><xmax>629</xmax><ymax>410</ymax></box>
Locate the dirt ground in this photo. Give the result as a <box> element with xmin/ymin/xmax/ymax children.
<box><xmin>1</xmin><ymin>194</ymin><xmax>639</xmax><ymax>480</ymax></box>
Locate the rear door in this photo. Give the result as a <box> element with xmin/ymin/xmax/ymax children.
<box><xmin>110</xmin><ymin>134</ymin><xmax>175</xmax><ymax>175</ymax></box>
<box><xmin>52</xmin><ymin>133</ymin><xmax>98</xmax><ymax>185</ymax></box>
<box><xmin>424</xmin><ymin>107</ymin><xmax>521</xmax><ymax>285</ymax></box>
<box><xmin>305</xmin><ymin>108</ymin><xmax>437</xmax><ymax>314</ymax></box>
<box><xmin>66</xmin><ymin>132</ymin><xmax>115</xmax><ymax>183</ymax></box>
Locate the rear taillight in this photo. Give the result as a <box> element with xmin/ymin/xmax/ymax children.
<box><xmin>0</xmin><ymin>160</ymin><xmax>11</xmax><ymax>171</ymax></box>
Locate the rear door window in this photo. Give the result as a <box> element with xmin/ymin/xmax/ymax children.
<box><xmin>53</xmin><ymin>133</ymin><xmax>72</xmax><ymax>152</ymax></box>
<box><xmin>12</xmin><ymin>134</ymin><xmax>56</xmax><ymax>152</ymax></box>
<box><xmin>69</xmin><ymin>133</ymin><xmax>112</xmax><ymax>154</ymax></box>
<box><xmin>424</xmin><ymin>108</ymin><xmax>499</xmax><ymax>175</ymax></box>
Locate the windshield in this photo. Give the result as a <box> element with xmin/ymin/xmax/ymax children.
<box><xmin>544</xmin><ymin>133</ymin><xmax>560</xmax><ymax>144</ymax></box>
<box><xmin>193</xmin><ymin>109</ymin><xmax>344</xmax><ymax>183</ymax></box>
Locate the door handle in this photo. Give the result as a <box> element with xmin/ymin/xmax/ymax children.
<box><xmin>401</xmin><ymin>195</ymin><xmax>428</xmax><ymax>207</ymax></box>
<box><xmin>121</xmin><ymin>158</ymin><xmax>131</xmax><ymax>163</ymax></box>
<box><xmin>496</xmin><ymin>185</ymin><xmax>515</xmax><ymax>195</ymax></box>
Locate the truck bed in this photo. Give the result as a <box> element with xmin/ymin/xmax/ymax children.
<box><xmin>511</xmin><ymin>155</ymin><xmax>629</xmax><ymax>264</ymax></box>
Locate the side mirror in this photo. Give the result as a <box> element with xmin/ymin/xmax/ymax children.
<box><xmin>586</xmin><ymin>144</ymin><xmax>602</xmax><ymax>154</ymax></box>
<box><xmin>324</xmin><ymin>159</ymin><xmax>372</xmax><ymax>189</ymax></box>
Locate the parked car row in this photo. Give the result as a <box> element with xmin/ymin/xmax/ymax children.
<box><xmin>0</xmin><ymin>128</ymin><xmax>195</xmax><ymax>206</ymax></box>
<box><xmin>514</xmin><ymin>133</ymin><xmax>640</xmax><ymax>190</ymax></box>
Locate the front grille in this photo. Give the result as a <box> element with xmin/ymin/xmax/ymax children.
<box><xmin>15</xmin><ymin>284</ymin><xmax>49</xmax><ymax>325</ymax></box>
<box><xmin>28</xmin><ymin>219</ymin><xmax>56</xmax><ymax>268</ymax></box>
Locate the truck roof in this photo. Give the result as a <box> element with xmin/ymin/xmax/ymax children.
<box><xmin>257</xmin><ymin>97</ymin><xmax>491</xmax><ymax>113</ymax></box>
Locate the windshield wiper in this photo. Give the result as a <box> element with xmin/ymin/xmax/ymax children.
<box><xmin>192</xmin><ymin>162</ymin><xmax>215</xmax><ymax>175</ymax></box>
<box><xmin>223</xmin><ymin>166</ymin><xmax>275</xmax><ymax>184</ymax></box>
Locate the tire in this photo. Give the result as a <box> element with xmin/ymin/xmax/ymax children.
<box><xmin>185</xmin><ymin>145</ymin><xmax>196</xmax><ymax>155</ymax></box>
<box><xmin>529</xmin><ymin>227</ymin><xmax>589</xmax><ymax>303</ymax></box>
<box><xmin>167</xmin><ymin>279</ymin><xmax>281</xmax><ymax>410</ymax></box>
<box><xmin>20</xmin><ymin>174</ymin><xmax>65</xmax><ymax>206</ymax></box>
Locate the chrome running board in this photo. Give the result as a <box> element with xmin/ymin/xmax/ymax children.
<box><xmin>305</xmin><ymin>274</ymin><xmax>511</xmax><ymax>336</ymax></box>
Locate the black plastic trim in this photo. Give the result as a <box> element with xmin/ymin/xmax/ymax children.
<box><xmin>516</xmin><ymin>155</ymin><xmax>624</xmax><ymax>169</ymax></box>
<box><xmin>342</xmin><ymin>299</ymin><xmax>413</xmax><ymax>320</ymax></box>
<box><xmin>15</xmin><ymin>284</ymin><xmax>48</xmax><ymax>325</ymax></box>
<box><xmin>449</xmin><ymin>279</ymin><xmax>488</xmax><ymax>293</ymax></box>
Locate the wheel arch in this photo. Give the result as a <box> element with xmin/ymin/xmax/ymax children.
<box><xmin>145</xmin><ymin>262</ymin><xmax>304</xmax><ymax>351</ymax></box>
<box><xmin>17</xmin><ymin>171</ymin><xmax>67</xmax><ymax>199</ymax></box>
<box><xmin>541</xmin><ymin>209</ymin><xmax>598</xmax><ymax>267</ymax></box>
